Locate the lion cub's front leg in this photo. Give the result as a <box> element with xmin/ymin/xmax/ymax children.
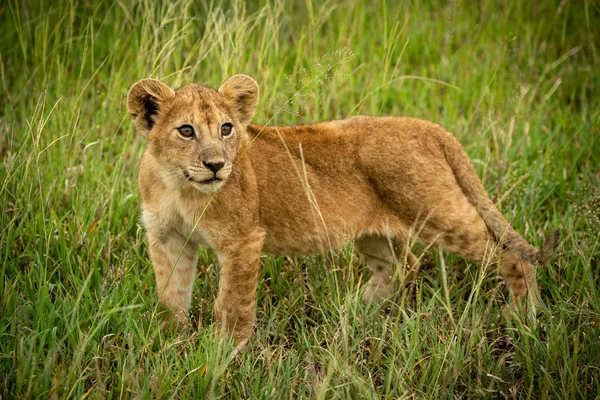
<box><xmin>146</xmin><ymin>224</ymin><xmax>200</xmax><ymax>329</ymax></box>
<box><xmin>213</xmin><ymin>227</ymin><xmax>265</xmax><ymax>341</ymax></box>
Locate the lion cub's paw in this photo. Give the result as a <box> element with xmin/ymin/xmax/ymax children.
<box><xmin>502</xmin><ymin>300</ymin><xmax>541</xmax><ymax>325</ymax></box>
<box><xmin>363</xmin><ymin>278</ymin><xmax>393</xmax><ymax>304</ymax></box>
<box><xmin>159</xmin><ymin>309</ymin><xmax>192</xmax><ymax>333</ymax></box>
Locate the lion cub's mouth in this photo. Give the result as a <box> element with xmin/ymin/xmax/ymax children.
<box><xmin>183</xmin><ymin>170</ymin><xmax>222</xmax><ymax>184</ymax></box>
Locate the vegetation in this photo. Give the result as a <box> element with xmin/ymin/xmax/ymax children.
<box><xmin>1</xmin><ymin>0</ymin><xmax>598</xmax><ymax>397</ymax></box>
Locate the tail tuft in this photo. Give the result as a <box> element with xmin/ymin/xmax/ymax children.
<box><xmin>536</xmin><ymin>230</ymin><xmax>560</xmax><ymax>264</ymax></box>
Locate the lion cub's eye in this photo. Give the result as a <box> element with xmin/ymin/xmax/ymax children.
<box><xmin>177</xmin><ymin>125</ymin><xmax>195</xmax><ymax>139</ymax></box>
<box><xmin>221</xmin><ymin>123</ymin><xmax>233</xmax><ymax>138</ymax></box>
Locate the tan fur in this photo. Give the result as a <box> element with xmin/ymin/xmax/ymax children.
<box><xmin>127</xmin><ymin>75</ymin><xmax>558</xmax><ymax>340</ymax></box>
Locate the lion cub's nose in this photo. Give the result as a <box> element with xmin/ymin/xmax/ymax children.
<box><xmin>203</xmin><ymin>160</ymin><xmax>225</xmax><ymax>173</ymax></box>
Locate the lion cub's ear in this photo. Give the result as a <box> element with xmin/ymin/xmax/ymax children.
<box><xmin>218</xmin><ymin>75</ymin><xmax>259</xmax><ymax>125</ymax></box>
<box><xmin>127</xmin><ymin>78</ymin><xmax>175</xmax><ymax>137</ymax></box>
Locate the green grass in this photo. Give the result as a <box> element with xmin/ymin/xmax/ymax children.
<box><xmin>1</xmin><ymin>0</ymin><xmax>599</xmax><ymax>397</ymax></box>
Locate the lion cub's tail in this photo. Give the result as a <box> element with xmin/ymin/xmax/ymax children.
<box><xmin>438</xmin><ymin>132</ymin><xmax>559</xmax><ymax>265</ymax></box>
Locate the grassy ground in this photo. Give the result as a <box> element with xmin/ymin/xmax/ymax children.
<box><xmin>1</xmin><ymin>0</ymin><xmax>599</xmax><ymax>398</ymax></box>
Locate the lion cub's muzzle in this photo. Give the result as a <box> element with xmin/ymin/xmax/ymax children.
<box><xmin>183</xmin><ymin>161</ymin><xmax>231</xmax><ymax>190</ymax></box>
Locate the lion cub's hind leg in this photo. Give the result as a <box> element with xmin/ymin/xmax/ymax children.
<box><xmin>421</xmin><ymin>197</ymin><xmax>540</xmax><ymax>310</ymax></box>
<box><xmin>355</xmin><ymin>234</ymin><xmax>420</xmax><ymax>304</ymax></box>
<box><xmin>497</xmin><ymin>249</ymin><xmax>540</xmax><ymax>310</ymax></box>
<box><xmin>437</xmin><ymin>230</ymin><xmax>540</xmax><ymax>310</ymax></box>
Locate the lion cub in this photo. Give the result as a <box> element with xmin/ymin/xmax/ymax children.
<box><xmin>127</xmin><ymin>75</ymin><xmax>558</xmax><ymax>340</ymax></box>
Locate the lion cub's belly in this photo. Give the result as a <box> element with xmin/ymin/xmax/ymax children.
<box><xmin>261</xmin><ymin>224</ymin><xmax>350</xmax><ymax>255</ymax></box>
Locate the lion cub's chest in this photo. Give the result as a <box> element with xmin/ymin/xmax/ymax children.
<box><xmin>143</xmin><ymin>191</ymin><xmax>212</xmax><ymax>247</ymax></box>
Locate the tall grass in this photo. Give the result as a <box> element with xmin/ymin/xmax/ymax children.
<box><xmin>1</xmin><ymin>0</ymin><xmax>599</xmax><ymax>397</ymax></box>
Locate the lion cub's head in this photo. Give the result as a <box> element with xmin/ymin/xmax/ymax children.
<box><xmin>127</xmin><ymin>75</ymin><xmax>259</xmax><ymax>193</ymax></box>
